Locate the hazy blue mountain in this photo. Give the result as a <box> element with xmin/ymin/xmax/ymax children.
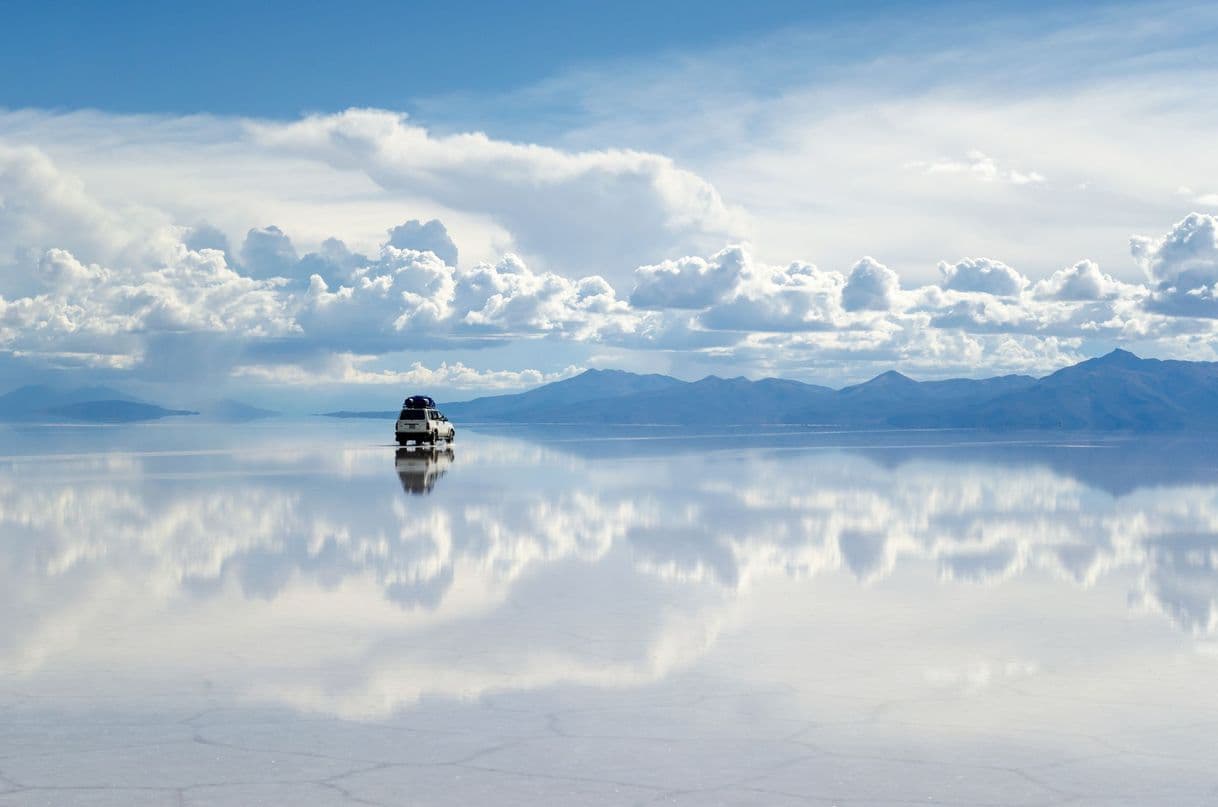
<box><xmin>948</xmin><ymin>349</ymin><xmax>1218</xmax><ymax>431</ymax></box>
<box><xmin>801</xmin><ymin>372</ymin><xmax>1037</xmax><ymax>426</ymax></box>
<box><xmin>0</xmin><ymin>384</ymin><xmax>137</xmax><ymax>420</ymax></box>
<box><xmin>0</xmin><ymin>384</ymin><xmax>198</xmax><ymax>423</ymax></box>
<box><xmin>440</xmin><ymin>367</ymin><xmax>1034</xmax><ymax>426</ymax></box>
<box><xmin>46</xmin><ymin>400</ymin><xmax>198</xmax><ymax>423</ymax></box>
<box><xmin>485</xmin><ymin>375</ymin><xmax>834</xmax><ymax>424</ymax></box>
<box><xmin>201</xmin><ymin>399</ymin><xmax>279</xmax><ymax>421</ymax></box>
<box><xmin>444</xmin><ymin>368</ymin><xmax>684</xmax><ymax>420</ymax></box>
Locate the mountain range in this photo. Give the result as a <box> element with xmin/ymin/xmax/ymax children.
<box><xmin>399</xmin><ymin>349</ymin><xmax>1218</xmax><ymax>431</ymax></box>
<box><xmin>10</xmin><ymin>349</ymin><xmax>1215</xmax><ymax>430</ymax></box>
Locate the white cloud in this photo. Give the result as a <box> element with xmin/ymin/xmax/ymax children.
<box><xmin>939</xmin><ymin>257</ymin><xmax>1029</xmax><ymax>296</ymax></box>
<box><xmin>239</xmin><ymin>224</ymin><xmax>299</xmax><ymax>280</ymax></box>
<box><xmin>907</xmin><ymin>150</ymin><xmax>1046</xmax><ymax>186</ymax></box>
<box><xmin>925</xmin><ymin>295</ymin><xmax>1040</xmax><ymax>333</ymax></box>
<box><xmin>250</xmin><ymin>108</ymin><xmax>747</xmax><ymax>286</ymax></box>
<box><xmin>4</xmin><ymin>121</ymin><xmax>1218</xmax><ymax>390</ymax></box>
<box><xmin>698</xmin><ymin>258</ymin><xmax>846</xmax><ymax>333</ymax></box>
<box><xmin>488</xmin><ymin>4</ymin><xmax>1218</xmax><ymax>293</ymax></box>
<box><xmin>0</xmin><ymin>145</ymin><xmax>172</xmax><ymax>293</ymax></box>
<box><xmin>454</xmin><ymin>254</ymin><xmax>628</xmax><ymax>337</ymax></box>
<box><xmin>296</xmin><ymin>247</ymin><xmax>458</xmax><ymax>350</ymax></box>
<box><xmin>1133</xmin><ymin>213</ymin><xmax>1218</xmax><ymax>318</ymax></box>
<box><xmin>628</xmin><ymin>246</ymin><xmax>749</xmax><ymax>310</ymax></box>
<box><xmin>1033</xmin><ymin>259</ymin><xmax>1136</xmax><ymax>301</ymax></box>
<box><xmin>841</xmin><ymin>256</ymin><xmax>899</xmax><ymax>311</ymax></box>
<box><xmin>297</xmin><ymin>246</ymin><xmax>638</xmax><ymax>353</ymax></box>
<box><xmin>1181</xmin><ymin>187</ymin><xmax>1218</xmax><ymax>207</ymax></box>
<box><xmin>386</xmin><ymin>218</ymin><xmax>458</xmax><ymax>266</ymax></box>
<box><xmin>0</xmin><ymin>244</ymin><xmax>293</xmax><ymax>371</ymax></box>
<box><xmin>234</xmin><ymin>355</ymin><xmax>581</xmax><ymax>390</ymax></box>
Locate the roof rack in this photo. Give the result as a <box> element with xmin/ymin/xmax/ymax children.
<box><xmin>402</xmin><ymin>395</ymin><xmax>436</xmax><ymax>409</ymax></box>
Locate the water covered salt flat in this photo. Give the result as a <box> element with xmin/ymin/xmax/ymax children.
<box><xmin>0</xmin><ymin>420</ymin><xmax>1216</xmax><ymax>805</ymax></box>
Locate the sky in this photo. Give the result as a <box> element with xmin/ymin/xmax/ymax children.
<box><xmin>2</xmin><ymin>0</ymin><xmax>1218</xmax><ymax>409</ymax></box>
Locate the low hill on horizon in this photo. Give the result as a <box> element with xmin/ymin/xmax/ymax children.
<box><xmin>47</xmin><ymin>400</ymin><xmax>199</xmax><ymax>423</ymax></box>
<box><xmin>202</xmin><ymin>399</ymin><xmax>280</xmax><ymax>422</ymax></box>
<box><xmin>0</xmin><ymin>385</ymin><xmax>277</xmax><ymax>424</ymax></box>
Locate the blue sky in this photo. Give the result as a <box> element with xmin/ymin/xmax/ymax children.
<box><xmin>5</xmin><ymin>0</ymin><xmax>1026</xmax><ymax>117</ymax></box>
<box><xmin>1</xmin><ymin>0</ymin><xmax>1217</xmax><ymax>409</ymax></box>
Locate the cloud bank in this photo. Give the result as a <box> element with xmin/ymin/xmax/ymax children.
<box><xmin>1</xmin><ymin>114</ymin><xmax>1218</xmax><ymax>395</ymax></box>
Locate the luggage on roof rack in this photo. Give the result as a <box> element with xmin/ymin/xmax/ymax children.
<box><xmin>403</xmin><ymin>395</ymin><xmax>436</xmax><ymax>409</ymax></box>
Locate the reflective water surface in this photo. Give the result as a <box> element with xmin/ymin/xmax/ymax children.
<box><xmin>1</xmin><ymin>421</ymin><xmax>1216</xmax><ymax>805</ymax></box>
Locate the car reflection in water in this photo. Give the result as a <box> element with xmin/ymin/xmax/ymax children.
<box><xmin>394</xmin><ymin>446</ymin><xmax>455</xmax><ymax>495</ymax></box>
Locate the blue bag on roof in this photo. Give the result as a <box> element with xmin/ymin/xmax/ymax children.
<box><xmin>403</xmin><ymin>395</ymin><xmax>436</xmax><ymax>409</ymax></box>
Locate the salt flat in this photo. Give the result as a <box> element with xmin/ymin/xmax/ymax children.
<box><xmin>0</xmin><ymin>421</ymin><xmax>1215</xmax><ymax>805</ymax></box>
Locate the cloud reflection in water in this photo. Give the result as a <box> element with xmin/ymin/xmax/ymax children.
<box><xmin>0</xmin><ymin>427</ymin><xmax>1215</xmax><ymax>718</ymax></box>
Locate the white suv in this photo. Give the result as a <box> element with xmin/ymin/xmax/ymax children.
<box><xmin>395</xmin><ymin>405</ymin><xmax>455</xmax><ymax>446</ymax></box>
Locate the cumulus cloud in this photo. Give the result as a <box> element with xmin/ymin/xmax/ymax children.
<box><xmin>0</xmin><ymin>177</ymin><xmax>661</xmax><ymax>384</ymax></box>
<box><xmin>5</xmin><ymin>140</ymin><xmax>1218</xmax><ymax>389</ymax></box>
<box><xmin>698</xmin><ymin>259</ymin><xmax>846</xmax><ymax>333</ymax></box>
<box><xmin>926</xmin><ymin>296</ymin><xmax>1040</xmax><ymax>333</ymax></box>
<box><xmin>240</xmin><ymin>225</ymin><xmax>299</xmax><ymax>280</ymax></box>
<box><xmin>296</xmin><ymin>246</ymin><xmax>637</xmax><ymax>354</ymax></box>
<box><xmin>1033</xmin><ymin>259</ymin><xmax>1134</xmax><ymax>301</ymax></box>
<box><xmin>628</xmin><ymin>247</ymin><xmax>855</xmax><ymax>333</ymax></box>
<box><xmin>939</xmin><ymin>257</ymin><xmax>1029</xmax><ymax>296</ymax></box>
<box><xmin>234</xmin><ymin>354</ymin><xmax>582</xmax><ymax>389</ymax></box>
<box><xmin>0</xmin><ymin>244</ymin><xmax>292</xmax><ymax>370</ymax></box>
<box><xmin>454</xmin><ymin>254</ymin><xmax>628</xmax><ymax>336</ymax></box>
<box><xmin>841</xmin><ymin>257</ymin><xmax>899</xmax><ymax>311</ymax></box>
<box><xmin>386</xmin><ymin>219</ymin><xmax>459</xmax><ymax>266</ymax></box>
<box><xmin>296</xmin><ymin>247</ymin><xmax>457</xmax><ymax>351</ymax></box>
<box><xmin>251</xmin><ymin>108</ymin><xmax>747</xmax><ymax>285</ymax></box>
<box><xmin>0</xmin><ymin>145</ymin><xmax>644</xmax><ymax>382</ymax></box>
<box><xmin>0</xmin><ymin>145</ymin><xmax>169</xmax><ymax>293</ymax></box>
<box><xmin>1133</xmin><ymin>213</ymin><xmax>1218</xmax><ymax>318</ymax></box>
<box><xmin>183</xmin><ymin>222</ymin><xmax>233</xmax><ymax>255</ymax></box>
<box><xmin>629</xmin><ymin>246</ymin><xmax>748</xmax><ymax>309</ymax></box>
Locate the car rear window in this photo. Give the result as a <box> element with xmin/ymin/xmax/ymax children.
<box><xmin>399</xmin><ymin>409</ymin><xmax>425</xmax><ymax>420</ymax></box>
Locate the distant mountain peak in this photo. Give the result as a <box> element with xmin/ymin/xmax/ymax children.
<box><xmin>875</xmin><ymin>369</ymin><xmax>913</xmax><ymax>381</ymax></box>
<box><xmin>691</xmin><ymin>375</ymin><xmax>750</xmax><ymax>387</ymax></box>
<box><xmin>1077</xmin><ymin>348</ymin><xmax>1148</xmax><ymax>371</ymax></box>
<box><xmin>857</xmin><ymin>370</ymin><xmax>916</xmax><ymax>388</ymax></box>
